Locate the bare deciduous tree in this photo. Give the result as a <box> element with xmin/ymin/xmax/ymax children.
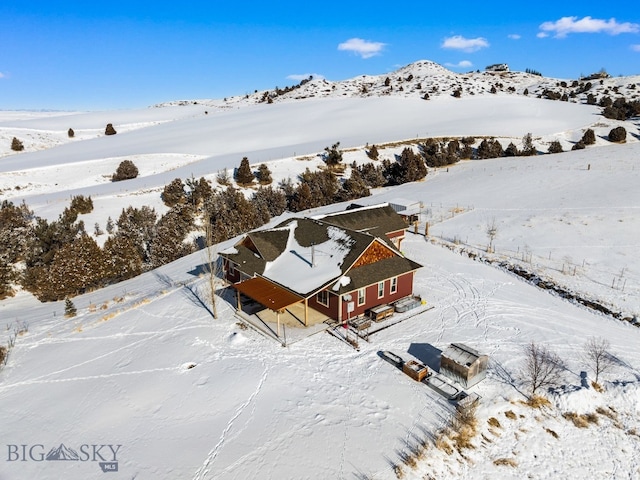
<box><xmin>521</xmin><ymin>342</ymin><xmax>566</xmax><ymax>397</ymax></box>
<box><xmin>583</xmin><ymin>337</ymin><xmax>615</xmax><ymax>386</ymax></box>
<box><xmin>204</xmin><ymin>223</ymin><xmax>219</xmax><ymax>319</ymax></box>
<box><xmin>486</xmin><ymin>218</ymin><xmax>498</xmax><ymax>253</ymax></box>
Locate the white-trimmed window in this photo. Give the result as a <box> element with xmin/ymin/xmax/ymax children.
<box><xmin>228</xmin><ymin>262</ymin><xmax>236</xmax><ymax>277</ymax></box>
<box><xmin>317</xmin><ymin>290</ymin><xmax>329</xmax><ymax>307</ymax></box>
<box><xmin>357</xmin><ymin>288</ymin><xmax>366</xmax><ymax>306</ymax></box>
<box><xmin>390</xmin><ymin>277</ymin><xmax>398</xmax><ymax>294</ymax></box>
<box><xmin>378</xmin><ymin>281</ymin><xmax>385</xmax><ymax>298</ymax></box>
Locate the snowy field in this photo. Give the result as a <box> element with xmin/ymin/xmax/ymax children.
<box><xmin>1</xmin><ymin>62</ymin><xmax>640</xmax><ymax>479</ymax></box>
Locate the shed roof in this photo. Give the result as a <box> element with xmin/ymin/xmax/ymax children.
<box><xmin>442</xmin><ymin>343</ymin><xmax>486</xmax><ymax>367</ymax></box>
<box><xmin>234</xmin><ymin>276</ymin><xmax>304</xmax><ymax>312</ymax></box>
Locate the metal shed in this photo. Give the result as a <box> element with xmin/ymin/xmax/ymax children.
<box><xmin>440</xmin><ymin>343</ymin><xmax>488</xmax><ymax>388</ymax></box>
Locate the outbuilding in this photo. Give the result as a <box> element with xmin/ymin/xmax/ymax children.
<box><xmin>440</xmin><ymin>343</ymin><xmax>488</xmax><ymax>388</ymax></box>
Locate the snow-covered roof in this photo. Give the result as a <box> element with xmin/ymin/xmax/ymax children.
<box><xmin>442</xmin><ymin>343</ymin><xmax>487</xmax><ymax>367</ymax></box>
<box><xmin>221</xmin><ymin>215</ymin><xmax>421</xmax><ymax>297</ymax></box>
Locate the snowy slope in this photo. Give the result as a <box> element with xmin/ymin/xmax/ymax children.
<box><xmin>1</xmin><ymin>60</ymin><xmax>640</xmax><ymax>480</ymax></box>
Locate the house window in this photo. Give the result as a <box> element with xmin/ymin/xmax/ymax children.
<box><xmin>317</xmin><ymin>290</ymin><xmax>329</xmax><ymax>307</ymax></box>
<box><xmin>228</xmin><ymin>262</ymin><xmax>236</xmax><ymax>277</ymax></box>
<box><xmin>390</xmin><ymin>277</ymin><xmax>398</xmax><ymax>294</ymax></box>
<box><xmin>357</xmin><ymin>288</ymin><xmax>366</xmax><ymax>306</ymax></box>
<box><xmin>378</xmin><ymin>281</ymin><xmax>385</xmax><ymax>298</ymax></box>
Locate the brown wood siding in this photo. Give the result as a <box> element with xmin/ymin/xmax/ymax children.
<box><xmin>351</xmin><ymin>241</ymin><xmax>396</xmax><ymax>269</ymax></box>
<box><xmin>241</xmin><ymin>236</ymin><xmax>259</xmax><ymax>255</ymax></box>
<box><xmin>340</xmin><ymin>271</ymin><xmax>415</xmax><ymax>319</ymax></box>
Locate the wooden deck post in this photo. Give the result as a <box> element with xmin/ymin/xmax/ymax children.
<box><xmin>236</xmin><ymin>289</ymin><xmax>241</xmax><ymax>311</ymax></box>
<box><xmin>277</xmin><ymin>310</ymin><xmax>281</xmax><ymax>337</ymax></box>
<box><xmin>304</xmin><ymin>298</ymin><xmax>308</xmax><ymax>326</ymax></box>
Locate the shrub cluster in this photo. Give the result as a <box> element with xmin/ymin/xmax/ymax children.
<box><xmin>608</xmin><ymin>126</ymin><xmax>627</xmax><ymax>143</ymax></box>
<box><xmin>69</xmin><ymin>195</ymin><xmax>93</xmax><ymax>215</ymax></box>
<box><xmin>11</xmin><ymin>137</ymin><xmax>24</xmax><ymax>152</ymax></box>
<box><xmin>603</xmin><ymin>98</ymin><xmax>640</xmax><ymax>120</ymax></box>
<box><xmin>112</xmin><ymin>160</ymin><xmax>139</xmax><ymax>182</ymax></box>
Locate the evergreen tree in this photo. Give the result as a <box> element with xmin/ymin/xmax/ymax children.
<box><xmin>504</xmin><ymin>142</ymin><xmax>519</xmax><ymax>157</ymax></box>
<box><xmin>69</xmin><ymin>195</ymin><xmax>93</xmax><ymax>214</ymax></box>
<box><xmin>103</xmin><ymin>235</ymin><xmax>143</xmax><ymax>282</ymax></box>
<box><xmin>105</xmin><ymin>123</ymin><xmax>117</xmax><ymax>135</ymax></box>
<box><xmin>571</xmin><ymin>140</ymin><xmax>586</xmax><ymax>151</ymax></box>
<box><xmin>115</xmin><ymin>206</ymin><xmax>157</xmax><ymax>266</ymax></box>
<box><xmin>290</xmin><ymin>183</ymin><xmax>314</xmax><ymax>212</ymax></box>
<box><xmin>608</xmin><ymin>126</ymin><xmax>626</xmax><ymax>143</ymax></box>
<box><xmin>338</xmin><ymin>170</ymin><xmax>371</xmax><ymax>201</ymax></box>
<box><xmin>0</xmin><ymin>200</ymin><xmax>33</xmax><ymax>298</ymax></box>
<box><xmin>388</xmin><ymin>147</ymin><xmax>427</xmax><ymax>184</ymax></box>
<box><xmin>366</xmin><ymin>144</ymin><xmax>379</xmax><ymax>160</ymax></box>
<box><xmin>235</xmin><ymin>157</ymin><xmax>255</xmax><ymax>185</ymax></box>
<box><xmin>256</xmin><ymin>164</ymin><xmax>273</xmax><ymax>185</ymax></box>
<box><xmin>521</xmin><ymin>133</ymin><xmax>537</xmax><ymax>156</ymax></box>
<box><xmin>33</xmin><ymin>234</ymin><xmax>107</xmax><ymax>301</ymax></box>
<box><xmin>161</xmin><ymin>178</ymin><xmax>187</xmax><ymax>207</ymax></box>
<box><xmin>476</xmin><ymin>139</ymin><xmax>504</xmax><ymax>159</ymax></box>
<box><xmin>68</xmin><ymin>128</ymin><xmax>75</xmax><ymax>138</ymax></box>
<box><xmin>185</xmin><ymin>176</ymin><xmax>213</xmax><ymax>207</ymax></box>
<box><xmin>11</xmin><ymin>137</ymin><xmax>24</xmax><ymax>152</ymax></box>
<box><xmin>105</xmin><ymin>217</ymin><xmax>115</xmax><ymax>234</ymax></box>
<box><xmin>323</xmin><ymin>142</ymin><xmax>343</xmax><ymax>169</ymax></box>
<box><xmin>149</xmin><ymin>205</ymin><xmax>195</xmax><ymax>268</ymax></box>
<box><xmin>357</xmin><ymin>162</ymin><xmax>386</xmax><ymax>188</ymax></box>
<box><xmin>64</xmin><ymin>298</ymin><xmax>77</xmax><ymax>317</ymax></box>
<box><xmin>581</xmin><ymin>128</ymin><xmax>596</xmax><ymax>146</ymax></box>
<box><xmin>252</xmin><ymin>186</ymin><xmax>286</xmax><ymax>218</ymax></box>
<box><xmin>298</xmin><ymin>168</ymin><xmax>340</xmax><ymax>207</ymax></box>
<box><xmin>204</xmin><ymin>186</ymin><xmax>262</xmax><ymax>244</ymax></box>
<box><xmin>112</xmin><ymin>160</ymin><xmax>138</xmax><ymax>181</ymax></box>
<box><xmin>547</xmin><ymin>141</ymin><xmax>563</xmax><ymax>154</ymax></box>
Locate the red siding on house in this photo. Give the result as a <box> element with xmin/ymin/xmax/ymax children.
<box><xmin>339</xmin><ymin>271</ymin><xmax>415</xmax><ymax>321</ymax></box>
<box><xmin>308</xmin><ymin>290</ymin><xmax>340</xmax><ymax>320</ymax></box>
<box><xmin>223</xmin><ymin>259</ymin><xmax>241</xmax><ymax>284</ymax></box>
<box><xmin>386</xmin><ymin>229</ymin><xmax>406</xmax><ymax>249</ymax></box>
<box><xmin>386</xmin><ymin>229</ymin><xmax>405</xmax><ymax>240</ymax></box>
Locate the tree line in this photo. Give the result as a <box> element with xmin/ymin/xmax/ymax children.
<box><xmin>1</xmin><ymin>128</ymin><xmax>618</xmax><ymax>303</ymax></box>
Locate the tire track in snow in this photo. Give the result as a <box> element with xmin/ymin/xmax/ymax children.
<box><xmin>192</xmin><ymin>363</ymin><xmax>269</xmax><ymax>480</ymax></box>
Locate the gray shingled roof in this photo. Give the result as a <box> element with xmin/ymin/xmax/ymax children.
<box><xmin>331</xmin><ymin>255</ymin><xmax>422</xmax><ymax>295</ymax></box>
<box><xmin>249</xmin><ymin>230</ymin><xmax>289</xmax><ymax>262</ymax></box>
<box><xmin>221</xmin><ymin>214</ymin><xmax>421</xmax><ymax>297</ymax></box>
<box><xmin>320</xmin><ymin>204</ymin><xmax>408</xmax><ymax>239</ymax></box>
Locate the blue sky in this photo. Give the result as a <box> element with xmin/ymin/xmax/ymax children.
<box><xmin>1</xmin><ymin>2</ymin><xmax>638</xmax><ymax>110</ymax></box>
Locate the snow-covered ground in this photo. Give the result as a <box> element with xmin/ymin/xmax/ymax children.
<box><xmin>1</xmin><ymin>61</ymin><xmax>640</xmax><ymax>479</ymax></box>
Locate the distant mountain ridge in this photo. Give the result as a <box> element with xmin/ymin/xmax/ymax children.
<box><xmin>155</xmin><ymin>59</ymin><xmax>640</xmax><ymax>110</ymax></box>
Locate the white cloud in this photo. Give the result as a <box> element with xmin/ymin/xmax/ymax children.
<box><xmin>508</xmin><ymin>34</ymin><xmax>521</xmax><ymax>40</ymax></box>
<box><xmin>287</xmin><ymin>73</ymin><xmax>324</xmax><ymax>82</ymax></box>
<box><xmin>632</xmin><ymin>44</ymin><xmax>640</xmax><ymax>52</ymax></box>
<box><xmin>441</xmin><ymin>35</ymin><xmax>489</xmax><ymax>53</ymax></box>
<box><xmin>337</xmin><ymin>38</ymin><xmax>386</xmax><ymax>59</ymax></box>
<box><xmin>445</xmin><ymin>60</ymin><xmax>473</xmax><ymax>69</ymax></box>
<box><xmin>0</xmin><ymin>72</ymin><xmax>5</xmax><ymax>79</ymax></box>
<box><xmin>539</xmin><ymin>16</ymin><xmax>640</xmax><ymax>38</ymax></box>
<box><xmin>537</xmin><ymin>32</ymin><xmax>549</xmax><ymax>39</ymax></box>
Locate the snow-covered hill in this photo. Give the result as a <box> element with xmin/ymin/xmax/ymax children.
<box><xmin>1</xmin><ymin>60</ymin><xmax>640</xmax><ymax>480</ymax></box>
